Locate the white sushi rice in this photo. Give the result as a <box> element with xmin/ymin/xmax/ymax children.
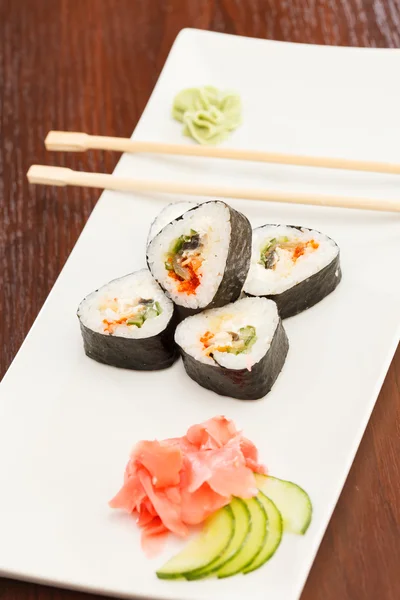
<box><xmin>147</xmin><ymin>202</ymin><xmax>231</xmax><ymax>309</ymax></box>
<box><xmin>175</xmin><ymin>297</ymin><xmax>279</xmax><ymax>370</ymax></box>
<box><xmin>244</xmin><ymin>225</ymin><xmax>339</xmax><ymax>296</ymax></box>
<box><xmin>147</xmin><ymin>201</ymin><xmax>198</xmax><ymax>243</ymax></box>
<box><xmin>77</xmin><ymin>269</ymin><xmax>173</xmax><ymax>339</ymax></box>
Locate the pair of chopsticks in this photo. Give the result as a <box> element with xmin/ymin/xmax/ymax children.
<box><xmin>26</xmin><ymin>131</ymin><xmax>400</xmax><ymax>212</ymax></box>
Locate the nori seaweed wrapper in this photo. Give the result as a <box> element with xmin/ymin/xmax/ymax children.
<box><xmin>178</xmin><ymin>319</ymin><xmax>289</xmax><ymax>401</ymax></box>
<box><xmin>245</xmin><ymin>225</ymin><xmax>342</xmax><ymax>319</ymax></box>
<box><xmin>78</xmin><ymin>308</ymin><xmax>179</xmax><ymax>371</ymax></box>
<box><xmin>147</xmin><ymin>201</ymin><xmax>252</xmax><ymax>320</ymax></box>
<box><xmin>261</xmin><ymin>254</ymin><xmax>342</xmax><ymax>319</ymax></box>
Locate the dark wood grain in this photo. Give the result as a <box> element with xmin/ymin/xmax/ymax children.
<box><xmin>0</xmin><ymin>1</ymin><xmax>399</xmax><ymax>599</ymax></box>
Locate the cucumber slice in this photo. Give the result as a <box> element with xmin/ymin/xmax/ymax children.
<box><xmin>255</xmin><ymin>474</ymin><xmax>312</xmax><ymax>534</ymax></box>
<box><xmin>243</xmin><ymin>492</ymin><xmax>283</xmax><ymax>574</ymax></box>
<box><xmin>156</xmin><ymin>505</ymin><xmax>234</xmax><ymax>580</ymax></box>
<box><xmin>186</xmin><ymin>497</ymin><xmax>251</xmax><ymax>580</ymax></box>
<box><xmin>216</xmin><ymin>497</ymin><xmax>267</xmax><ymax>579</ymax></box>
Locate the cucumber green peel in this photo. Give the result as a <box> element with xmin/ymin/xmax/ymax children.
<box><xmin>217</xmin><ymin>496</ymin><xmax>267</xmax><ymax>578</ymax></box>
<box><xmin>185</xmin><ymin>497</ymin><xmax>250</xmax><ymax>580</ymax></box>
<box><xmin>156</xmin><ymin>506</ymin><xmax>234</xmax><ymax>580</ymax></box>
<box><xmin>243</xmin><ymin>492</ymin><xmax>283</xmax><ymax>574</ymax></box>
<box><xmin>255</xmin><ymin>474</ymin><xmax>312</xmax><ymax>534</ymax></box>
<box><xmin>156</xmin><ymin>476</ymin><xmax>312</xmax><ymax>580</ymax></box>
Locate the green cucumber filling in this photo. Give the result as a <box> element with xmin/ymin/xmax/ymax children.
<box><xmin>165</xmin><ymin>229</ymin><xmax>202</xmax><ymax>271</ymax></box>
<box><xmin>227</xmin><ymin>326</ymin><xmax>257</xmax><ymax>354</ymax></box>
<box><xmin>259</xmin><ymin>237</ymin><xmax>288</xmax><ymax>269</ymax></box>
<box><xmin>102</xmin><ymin>297</ymin><xmax>163</xmax><ymax>333</ymax></box>
<box><xmin>259</xmin><ymin>235</ymin><xmax>320</xmax><ymax>270</ymax></box>
<box><xmin>164</xmin><ymin>230</ymin><xmax>205</xmax><ymax>294</ymax></box>
<box><xmin>126</xmin><ymin>299</ymin><xmax>163</xmax><ymax>328</ymax></box>
<box><xmin>201</xmin><ymin>326</ymin><xmax>257</xmax><ymax>356</ymax></box>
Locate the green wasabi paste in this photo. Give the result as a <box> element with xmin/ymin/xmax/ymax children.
<box><xmin>172</xmin><ymin>85</ymin><xmax>242</xmax><ymax>145</ymax></box>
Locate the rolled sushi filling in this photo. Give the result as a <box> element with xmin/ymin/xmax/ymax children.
<box><xmin>147</xmin><ymin>202</ymin><xmax>232</xmax><ymax>310</ymax></box>
<box><xmin>200</xmin><ymin>325</ymin><xmax>257</xmax><ymax>357</ymax></box>
<box><xmin>164</xmin><ymin>229</ymin><xmax>205</xmax><ymax>295</ymax></box>
<box><xmin>175</xmin><ymin>297</ymin><xmax>279</xmax><ymax>371</ymax></box>
<box><xmin>78</xmin><ymin>270</ymin><xmax>174</xmax><ymax>340</ymax></box>
<box><xmin>244</xmin><ymin>225</ymin><xmax>339</xmax><ymax>297</ymax></box>
<box><xmin>259</xmin><ymin>236</ymin><xmax>319</xmax><ymax>271</ymax></box>
<box><xmin>101</xmin><ymin>297</ymin><xmax>163</xmax><ymax>334</ymax></box>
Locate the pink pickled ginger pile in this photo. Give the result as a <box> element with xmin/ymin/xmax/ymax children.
<box><xmin>109</xmin><ymin>416</ymin><xmax>266</xmax><ymax>555</ymax></box>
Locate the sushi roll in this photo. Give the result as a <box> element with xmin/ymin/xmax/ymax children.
<box><xmin>77</xmin><ymin>270</ymin><xmax>178</xmax><ymax>370</ymax></box>
<box><xmin>147</xmin><ymin>201</ymin><xmax>252</xmax><ymax>318</ymax></box>
<box><xmin>244</xmin><ymin>225</ymin><xmax>342</xmax><ymax>319</ymax></box>
<box><xmin>147</xmin><ymin>201</ymin><xmax>198</xmax><ymax>243</ymax></box>
<box><xmin>175</xmin><ymin>297</ymin><xmax>289</xmax><ymax>400</ymax></box>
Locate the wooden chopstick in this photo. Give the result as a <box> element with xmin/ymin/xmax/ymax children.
<box><xmin>27</xmin><ymin>165</ymin><xmax>400</xmax><ymax>213</ymax></box>
<box><xmin>45</xmin><ymin>130</ymin><xmax>400</xmax><ymax>176</ymax></box>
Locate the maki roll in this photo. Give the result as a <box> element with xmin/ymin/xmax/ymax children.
<box><xmin>147</xmin><ymin>201</ymin><xmax>252</xmax><ymax>318</ymax></box>
<box><xmin>147</xmin><ymin>201</ymin><xmax>198</xmax><ymax>243</ymax></box>
<box><xmin>77</xmin><ymin>270</ymin><xmax>178</xmax><ymax>370</ymax></box>
<box><xmin>244</xmin><ymin>225</ymin><xmax>341</xmax><ymax>319</ymax></box>
<box><xmin>175</xmin><ymin>297</ymin><xmax>288</xmax><ymax>400</ymax></box>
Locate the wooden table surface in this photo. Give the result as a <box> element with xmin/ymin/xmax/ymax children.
<box><xmin>1</xmin><ymin>1</ymin><xmax>399</xmax><ymax>599</ymax></box>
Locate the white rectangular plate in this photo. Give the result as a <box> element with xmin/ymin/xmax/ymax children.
<box><xmin>1</xmin><ymin>29</ymin><xmax>399</xmax><ymax>600</ymax></box>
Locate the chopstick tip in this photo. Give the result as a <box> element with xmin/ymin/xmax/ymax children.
<box><xmin>45</xmin><ymin>130</ymin><xmax>88</xmax><ymax>152</ymax></box>
<box><xmin>27</xmin><ymin>165</ymin><xmax>71</xmax><ymax>186</ymax></box>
